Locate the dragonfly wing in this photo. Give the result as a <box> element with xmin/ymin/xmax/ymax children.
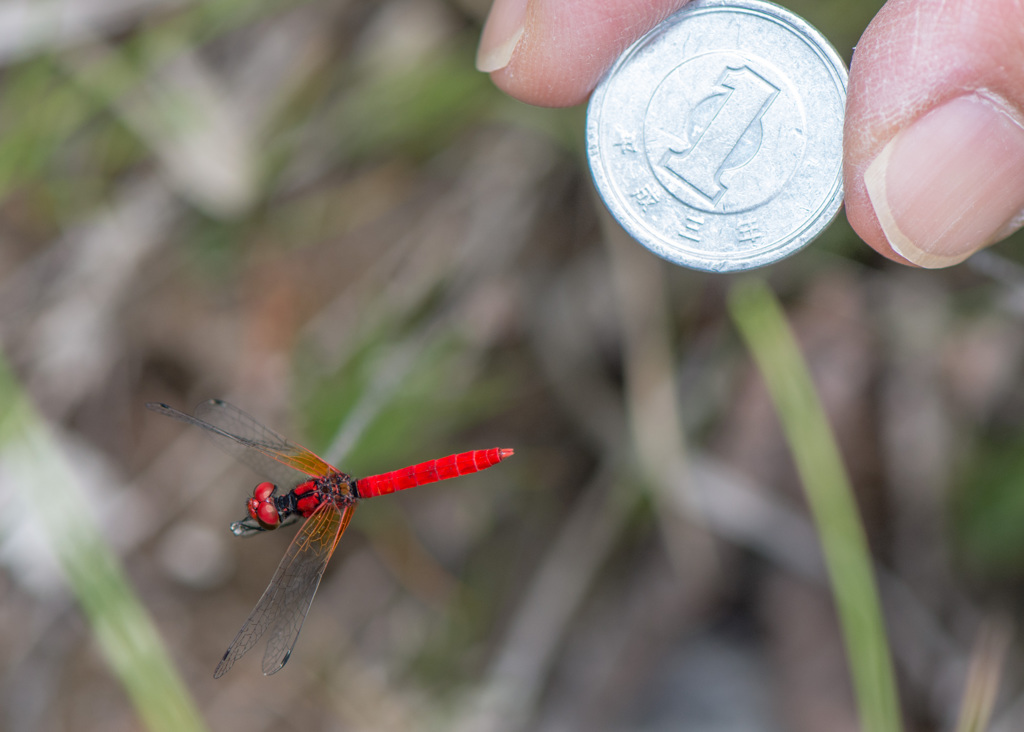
<box><xmin>147</xmin><ymin>400</ymin><xmax>336</xmax><ymax>486</ymax></box>
<box><xmin>212</xmin><ymin>500</ymin><xmax>355</xmax><ymax>678</ymax></box>
<box><xmin>261</xmin><ymin>502</ymin><xmax>355</xmax><ymax>675</ymax></box>
<box><xmin>193</xmin><ymin>399</ymin><xmax>338</xmax><ymax>479</ymax></box>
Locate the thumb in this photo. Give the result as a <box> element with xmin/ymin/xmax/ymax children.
<box><xmin>844</xmin><ymin>0</ymin><xmax>1024</xmax><ymax>268</ymax></box>
<box><xmin>476</xmin><ymin>0</ymin><xmax>690</xmax><ymax>107</ymax></box>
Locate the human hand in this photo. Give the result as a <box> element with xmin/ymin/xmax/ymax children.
<box><xmin>476</xmin><ymin>0</ymin><xmax>1024</xmax><ymax>269</ymax></box>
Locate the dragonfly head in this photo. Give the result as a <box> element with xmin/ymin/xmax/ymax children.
<box><xmin>247</xmin><ymin>481</ymin><xmax>282</xmax><ymax>530</ymax></box>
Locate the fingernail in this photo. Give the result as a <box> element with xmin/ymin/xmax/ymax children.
<box><xmin>476</xmin><ymin>0</ymin><xmax>527</xmax><ymax>73</ymax></box>
<box><xmin>864</xmin><ymin>93</ymin><xmax>1024</xmax><ymax>268</ymax></box>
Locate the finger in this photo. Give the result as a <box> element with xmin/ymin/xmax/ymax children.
<box><xmin>844</xmin><ymin>0</ymin><xmax>1024</xmax><ymax>268</ymax></box>
<box><xmin>476</xmin><ymin>0</ymin><xmax>690</xmax><ymax>107</ymax></box>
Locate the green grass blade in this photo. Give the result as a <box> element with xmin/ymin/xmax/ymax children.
<box><xmin>728</xmin><ymin>278</ymin><xmax>902</xmax><ymax>732</ymax></box>
<box><xmin>0</xmin><ymin>357</ymin><xmax>208</xmax><ymax>732</ymax></box>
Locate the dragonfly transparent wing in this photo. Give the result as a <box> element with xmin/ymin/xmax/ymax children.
<box><xmin>147</xmin><ymin>400</ymin><xmax>337</xmax><ymax>488</ymax></box>
<box><xmin>213</xmin><ymin>500</ymin><xmax>355</xmax><ymax>678</ymax></box>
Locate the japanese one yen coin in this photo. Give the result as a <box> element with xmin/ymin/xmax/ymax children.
<box><xmin>586</xmin><ymin>0</ymin><xmax>848</xmax><ymax>272</ymax></box>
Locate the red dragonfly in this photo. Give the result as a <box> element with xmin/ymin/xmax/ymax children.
<box><xmin>147</xmin><ymin>399</ymin><xmax>512</xmax><ymax>678</ymax></box>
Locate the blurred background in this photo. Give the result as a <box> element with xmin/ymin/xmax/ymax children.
<box><xmin>2</xmin><ymin>0</ymin><xmax>1024</xmax><ymax>730</ymax></box>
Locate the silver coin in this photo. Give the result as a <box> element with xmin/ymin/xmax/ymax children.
<box><xmin>586</xmin><ymin>0</ymin><xmax>848</xmax><ymax>272</ymax></box>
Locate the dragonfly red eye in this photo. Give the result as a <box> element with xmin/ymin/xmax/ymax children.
<box><xmin>254</xmin><ymin>482</ymin><xmax>276</xmax><ymax>501</ymax></box>
<box><xmin>256</xmin><ymin>502</ymin><xmax>280</xmax><ymax>528</ymax></box>
<box><xmin>248</xmin><ymin>482</ymin><xmax>280</xmax><ymax>529</ymax></box>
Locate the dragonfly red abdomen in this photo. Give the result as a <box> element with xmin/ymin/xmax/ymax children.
<box><xmin>356</xmin><ymin>447</ymin><xmax>514</xmax><ymax>498</ymax></box>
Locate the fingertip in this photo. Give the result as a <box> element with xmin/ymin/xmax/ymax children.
<box><xmin>477</xmin><ymin>0</ymin><xmax>690</xmax><ymax>108</ymax></box>
<box><xmin>476</xmin><ymin>0</ymin><xmax>528</xmax><ymax>73</ymax></box>
<box><xmin>844</xmin><ymin>0</ymin><xmax>1024</xmax><ymax>266</ymax></box>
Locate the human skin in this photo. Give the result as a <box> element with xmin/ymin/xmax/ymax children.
<box><xmin>477</xmin><ymin>0</ymin><xmax>1024</xmax><ymax>269</ymax></box>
